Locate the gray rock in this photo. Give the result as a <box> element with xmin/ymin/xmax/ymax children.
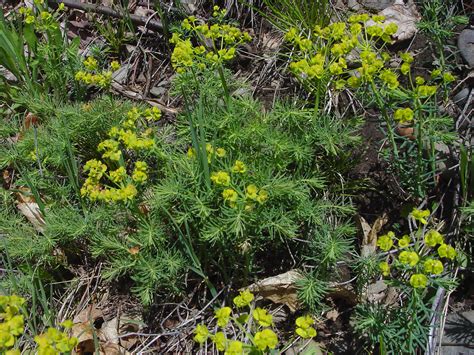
<box><xmin>112</xmin><ymin>64</ymin><xmax>131</xmax><ymax>84</ymax></box>
<box><xmin>347</xmin><ymin>0</ymin><xmax>362</xmax><ymax>10</ymax></box>
<box><xmin>453</xmin><ymin>87</ymin><xmax>471</xmax><ymax>107</ymax></box>
<box><xmin>458</xmin><ymin>29</ymin><xmax>474</xmax><ymax>68</ymax></box>
<box><xmin>149</xmin><ymin>86</ymin><xmax>166</xmax><ymax>97</ymax></box>
<box><xmin>441</xmin><ymin>311</ymin><xmax>474</xmax><ymax>354</ymax></box>
<box><xmin>359</xmin><ymin>0</ymin><xmax>394</xmax><ymax>11</ymax></box>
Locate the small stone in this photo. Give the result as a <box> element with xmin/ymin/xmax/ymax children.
<box><xmin>458</xmin><ymin>29</ymin><xmax>474</xmax><ymax>68</ymax></box>
<box><xmin>149</xmin><ymin>86</ymin><xmax>166</xmax><ymax>97</ymax></box>
<box><xmin>112</xmin><ymin>64</ymin><xmax>131</xmax><ymax>84</ymax></box>
<box><xmin>347</xmin><ymin>0</ymin><xmax>361</xmax><ymax>11</ymax></box>
<box><xmin>453</xmin><ymin>87</ymin><xmax>471</xmax><ymax>107</ymax></box>
<box><xmin>359</xmin><ymin>0</ymin><xmax>393</xmax><ymax>11</ymax></box>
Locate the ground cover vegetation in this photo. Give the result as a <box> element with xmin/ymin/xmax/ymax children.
<box><xmin>0</xmin><ymin>0</ymin><xmax>472</xmax><ymax>353</ymax></box>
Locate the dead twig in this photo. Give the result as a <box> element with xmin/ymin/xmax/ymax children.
<box><xmin>47</xmin><ymin>0</ymin><xmax>163</xmax><ymax>32</ymax></box>
<box><xmin>111</xmin><ymin>81</ymin><xmax>178</xmax><ymax>115</ymax></box>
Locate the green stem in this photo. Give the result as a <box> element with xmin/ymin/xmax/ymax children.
<box><xmin>370</xmin><ymin>81</ymin><xmax>400</xmax><ymax>161</ymax></box>
<box><xmin>414</xmin><ymin>98</ymin><xmax>424</xmax><ymax>197</ymax></box>
<box><xmin>217</xmin><ymin>63</ymin><xmax>231</xmax><ymax>108</ymax></box>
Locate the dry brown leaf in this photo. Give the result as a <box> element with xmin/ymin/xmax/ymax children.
<box><xmin>325</xmin><ymin>309</ymin><xmax>339</xmax><ymax>322</ymax></box>
<box><xmin>72</xmin><ymin>305</ymin><xmax>104</xmax><ymax>354</ymax></box>
<box><xmin>24</xmin><ymin>112</ymin><xmax>39</xmax><ymax>130</ymax></box>
<box><xmin>15</xmin><ymin>189</ymin><xmax>45</xmax><ymax>233</ymax></box>
<box><xmin>358</xmin><ymin>213</ymin><xmax>388</xmax><ymax>257</ymax></box>
<box><xmin>379</xmin><ymin>0</ymin><xmax>421</xmax><ymax>42</ymax></box>
<box><xmin>72</xmin><ymin>306</ymin><xmax>136</xmax><ymax>354</ymax></box>
<box><xmin>128</xmin><ymin>246</ymin><xmax>140</xmax><ymax>255</ymax></box>
<box><xmin>245</xmin><ymin>270</ymin><xmax>302</xmax><ymax>312</ymax></box>
<box><xmin>119</xmin><ymin>317</ymin><xmax>142</xmax><ymax>350</ymax></box>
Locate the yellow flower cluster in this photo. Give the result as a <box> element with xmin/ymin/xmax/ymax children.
<box><xmin>211</xmin><ymin>162</ymin><xmax>268</xmax><ymax>208</ymax></box>
<box><xmin>132</xmin><ymin>161</ymin><xmax>148</xmax><ymax>183</ymax></box>
<box><xmin>245</xmin><ymin>184</ymin><xmax>268</xmax><ymax>205</ymax></box>
<box><xmin>187</xmin><ymin>143</ymin><xmax>226</xmax><ymax>162</ymax></box>
<box><xmin>295</xmin><ymin>315</ymin><xmax>317</xmax><ymax>339</ymax></box>
<box><xmin>170</xmin><ymin>14</ymin><xmax>251</xmax><ymax>73</ymax></box>
<box><xmin>0</xmin><ymin>295</ymin><xmax>25</xmax><ymax>354</ymax></box>
<box><xmin>409</xmin><ymin>274</ymin><xmax>428</xmax><ymax>288</ymax></box>
<box><xmin>211</xmin><ymin>171</ymin><xmax>231</xmax><ymax>186</ymax></box>
<box><xmin>399</xmin><ymin>250</ymin><xmax>419</xmax><ymax>267</ymax></box>
<box><xmin>377</xmin><ymin>209</ymin><xmax>457</xmax><ymax>289</ymax></box>
<box><xmin>394</xmin><ymin>107</ymin><xmax>414</xmax><ymax>125</ymax></box>
<box><xmin>233</xmin><ymin>290</ymin><xmax>254</xmax><ymax>308</ymax></box>
<box><xmin>376</xmin><ymin>231</ymin><xmax>394</xmax><ymax>251</ymax></box>
<box><xmin>193</xmin><ymin>290</ymin><xmax>318</xmax><ymax>353</ymax></box>
<box><xmin>212</xmin><ymin>5</ymin><xmax>227</xmax><ymax>18</ymax></box>
<box><xmin>18</xmin><ymin>4</ymin><xmax>62</xmax><ymax>31</ymax></box>
<box><xmin>75</xmin><ymin>57</ymin><xmax>121</xmax><ymax>88</ymax></box>
<box><xmin>81</xmin><ymin>106</ymin><xmax>158</xmax><ymax>202</ymax></box>
<box><xmin>194</xmin><ymin>290</ymin><xmax>279</xmax><ymax>352</ymax></box>
<box><xmin>286</xmin><ymin>15</ymin><xmax>398</xmax><ymax>91</ymax></box>
<box><xmin>35</xmin><ymin>324</ymin><xmax>78</xmax><ymax>355</ymax></box>
<box><xmin>410</xmin><ymin>208</ymin><xmax>430</xmax><ymax>224</ymax></box>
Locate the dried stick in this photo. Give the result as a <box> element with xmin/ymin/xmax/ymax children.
<box><xmin>47</xmin><ymin>0</ymin><xmax>163</xmax><ymax>32</ymax></box>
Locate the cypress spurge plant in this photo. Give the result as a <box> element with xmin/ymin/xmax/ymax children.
<box><xmin>1</xmin><ymin>0</ymin><xmax>81</xmax><ymax>100</ymax></box>
<box><xmin>354</xmin><ymin>208</ymin><xmax>458</xmax><ymax>353</ymax></box>
<box><xmin>285</xmin><ymin>14</ymin><xmax>458</xmax><ymax>197</ymax></box>
<box><xmin>192</xmin><ymin>289</ymin><xmax>318</xmax><ymax>353</ymax></box>
<box><xmin>170</xmin><ymin>6</ymin><xmax>252</xmax><ymax>105</ymax></box>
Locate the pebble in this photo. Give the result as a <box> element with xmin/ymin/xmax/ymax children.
<box><xmin>358</xmin><ymin>0</ymin><xmax>394</xmax><ymax>11</ymax></box>
<box><xmin>453</xmin><ymin>87</ymin><xmax>471</xmax><ymax>107</ymax></box>
<box><xmin>458</xmin><ymin>29</ymin><xmax>474</xmax><ymax>68</ymax></box>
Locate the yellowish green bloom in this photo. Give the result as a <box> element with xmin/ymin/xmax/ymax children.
<box><xmin>399</xmin><ymin>251</ymin><xmax>419</xmax><ymax>267</ymax></box>
<box><xmin>225</xmin><ymin>340</ymin><xmax>244</xmax><ymax>355</ymax></box>
<box><xmin>144</xmin><ymin>107</ymin><xmax>161</xmax><ymax>121</ymax></box>
<box><xmin>83</xmin><ymin>56</ymin><xmax>98</xmax><ymax>71</ymax></box>
<box><xmin>442</xmin><ymin>72</ymin><xmax>456</xmax><ymax>83</ymax></box>
<box><xmin>295</xmin><ymin>315</ymin><xmax>317</xmax><ymax>339</ymax></box>
<box><xmin>379</xmin><ymin>69</ymin><xmax>399</xmax><ymax>89</ymax></box>
<box><xmin>216</xmin><ymin>148</ymin><xmax>226</xmax><ymax>157</ymax></box>
<box><xmin>411</xmin><ymin>208</ymin><xmax>430</xmax><ymax>225</ymax></box>
<box><xmin>394</xmin><ymin>107</ymin><xmax>414</xmax><ymax>124</ymax></box>
<box><xmin>132</xmin><ymin>161</ymin><xmax>148</xmax><ymax>184</ymax></box>
<box><xmin>222</xmin><ymin>189</ymin><xmax>238</xmax><ymax>206</ymax></box>
<box><xmin>253</xmin><ymin>307</ymin><xmax>273</xmax><ymax>327</ymax></box>
<box><xmin>415</xmin><ymin>76</ymin><xmax>425</xmax><ymax>85</ymax></box>
<box><xmin>437</xmin><ymin>244</ymin><xmax>456</xmax><ymax>260</ymax></box>
<box><xmin>193</xmin><ymin>324</ymin><xmax>209</xmax><ymax>344</ymax></box>
<box><xmin>400</xmin><ymin>62</ymin><xmax>411</xmax><ymax>75</ymax></box>
<box><xmin>424</xmin><ymin>259</ymin><xmax>444</xmax><ymax>275</ymax></box>
<box><xmin>400</xmin><ymin>52</ymin><xmax>414</xmax><ymax>64</ymax></box>
<box><xmin>212</xmin><ymin>332</ymin><xmax>226</xmax><ymax>351</ymax></box>
<box><xmin>109</xmin><ymin>167</ymin><xmax>127</xmax><ymax>184</ymax></box>
<box><xmin>379</xmin><ymin>261</ymin><xmax>390</xmax><ymax>276</ymax></box>
<box><xmin>409</xmin><ymin>274</ymin><xmax>428</xmax><ymax>289</ymax></box>
<box><xmin>35</xmin><ymin>327</ymin><xmax>78</xmax><ymax>355</ymax></box>
<box><xmin>215</xmin><ymin>307</ymin><xmax>232</xmax><ymax>327</ymax></box>
<box><xmin>187</xmin><ymin>147</ymin><xmax>196</xmax><ymax>159</ymax></box>
<box><xmin>398</xmin><ymin>235</ymin><xmax>411</xmax><ymax>248</ymax></box>
<box><xmin>232</xmin><ymin>160</ymin><xmax>247</xmax><ymax>173</ymax></box>
<box><xmin>211</xmin><ymin>171</ymin><xmax>231</xmax><ymax>186</ymax></box>
<box><xmin>256</xmin><ymin>190</ymin><xmax>268</xmax><ymax>204</ymax></box>
<box><xmin>60</xmin><ymin>320</ymin><xmax>74</xmax><ymax>329</ymax></box>
<box><xmin>417</xmin><ymin>85</ymin><xmax>437</xmax><ymax>97</ymax></box>
<box><xmin>253</xmin><ymin>329</ymin><xmax>278</xmax><ymax>350</ymax></box>
<box><xmin>110</xmin><ymin>60</ymin><xmax>121</xmax><ymax>71</ymax></box>
<box><xmin>233</xmin><ymin>290</ymin><xmax>254</xmax><ymax>308</ymax></box>
<box><xmin>424</xmin><ymin>230</ymin><xmax>444</xmax><ymax>247</ymax></box>
<box><xmin>377</xmin><ymin>232</ymin><xmax>394</xmax><ymax>251</ymax></box>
